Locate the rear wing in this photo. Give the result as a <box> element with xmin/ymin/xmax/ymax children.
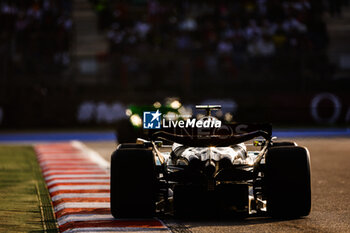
<box><xmin>151</xmin><ymin>130</ymin><xmax>270</xmax><ymax>147</ymax></box>
<box><xmin>147</xmin><ymin>122</ymin><xmax>272</xmax><ymax>139</ymax></box>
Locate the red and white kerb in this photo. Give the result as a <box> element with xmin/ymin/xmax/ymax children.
<box><xmin>35</xmin><ymin>142</ymin><xmax>168</xmax><ymax>233</ymax></box>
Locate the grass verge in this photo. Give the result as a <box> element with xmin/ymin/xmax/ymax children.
<box><xmin>0</xmin><ymin>146</ymin><xmax>58</xmax><ymax>233</ymax></box>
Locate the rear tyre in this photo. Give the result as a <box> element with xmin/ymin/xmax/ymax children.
<box><xmin>110</xmin><ymin>148</ymin><xmax>157</xmax><ymax>218</ymax></box>
<box><xmin>265</xmin><ymin>146</ymin><xmax>311</xmax><ymax>218</ymax></box>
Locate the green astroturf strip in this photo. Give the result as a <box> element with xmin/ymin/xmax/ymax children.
<box><xmin>0</xmin><ymin>146</ymin><xmax>58</xmax><ymax>233</ymax></box>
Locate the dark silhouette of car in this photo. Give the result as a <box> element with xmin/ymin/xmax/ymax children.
<box><xmin>110</xmin><ymin>105</ymin><xmax>311</xmax><ymax>218</ymax></box>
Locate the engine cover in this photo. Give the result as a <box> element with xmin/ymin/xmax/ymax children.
<box><xmin>171</xmin><ymin>143</ymin><xmax>252</xmax><ymax>165</ymax></box>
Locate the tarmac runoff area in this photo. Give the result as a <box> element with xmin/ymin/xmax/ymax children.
<box><xmin>1</xmin><ymin>130</ymin><xmax>349</xmax><ymax>232</ymax></box>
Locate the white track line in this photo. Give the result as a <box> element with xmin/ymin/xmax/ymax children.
<box><xmin>71</xmin><ymin>141</ymin><xmax>110</xmax><ymax>170</ymax></box>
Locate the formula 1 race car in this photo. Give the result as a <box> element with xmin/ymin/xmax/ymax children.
<box><xmin>110</xmin><ymin>105</ymin><xmax>311</xmax><ymax>218</ymax></box>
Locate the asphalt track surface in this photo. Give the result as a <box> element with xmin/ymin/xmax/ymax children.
<box><xmin>86</xmin><ymin>137</ymin><xmax>350</xmax><ymax>233</ymax></box>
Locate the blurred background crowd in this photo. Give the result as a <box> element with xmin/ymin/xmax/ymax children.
<box><xmin>0</xmin><ymin>1</ymin><xmax>347</xmax><ymax>87</ymax></box>
<box><xmin>93</xmin><ymin>0</ymin><xmax>341</xmax><ymax>92</ymax></box>
<box><xmin>0</xmin><ymin>0</ymin><xmax>73</xmax><ymax>75</ymax></box>
<box><xmin>0</xmin><ymin>0</ymin><xmax>349</xmax><ymax>127</ymax></box>
<box><xmin>104</xmin><ymin>0</ymin><xmax>329</xmax><ymax>83</ymax></box>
